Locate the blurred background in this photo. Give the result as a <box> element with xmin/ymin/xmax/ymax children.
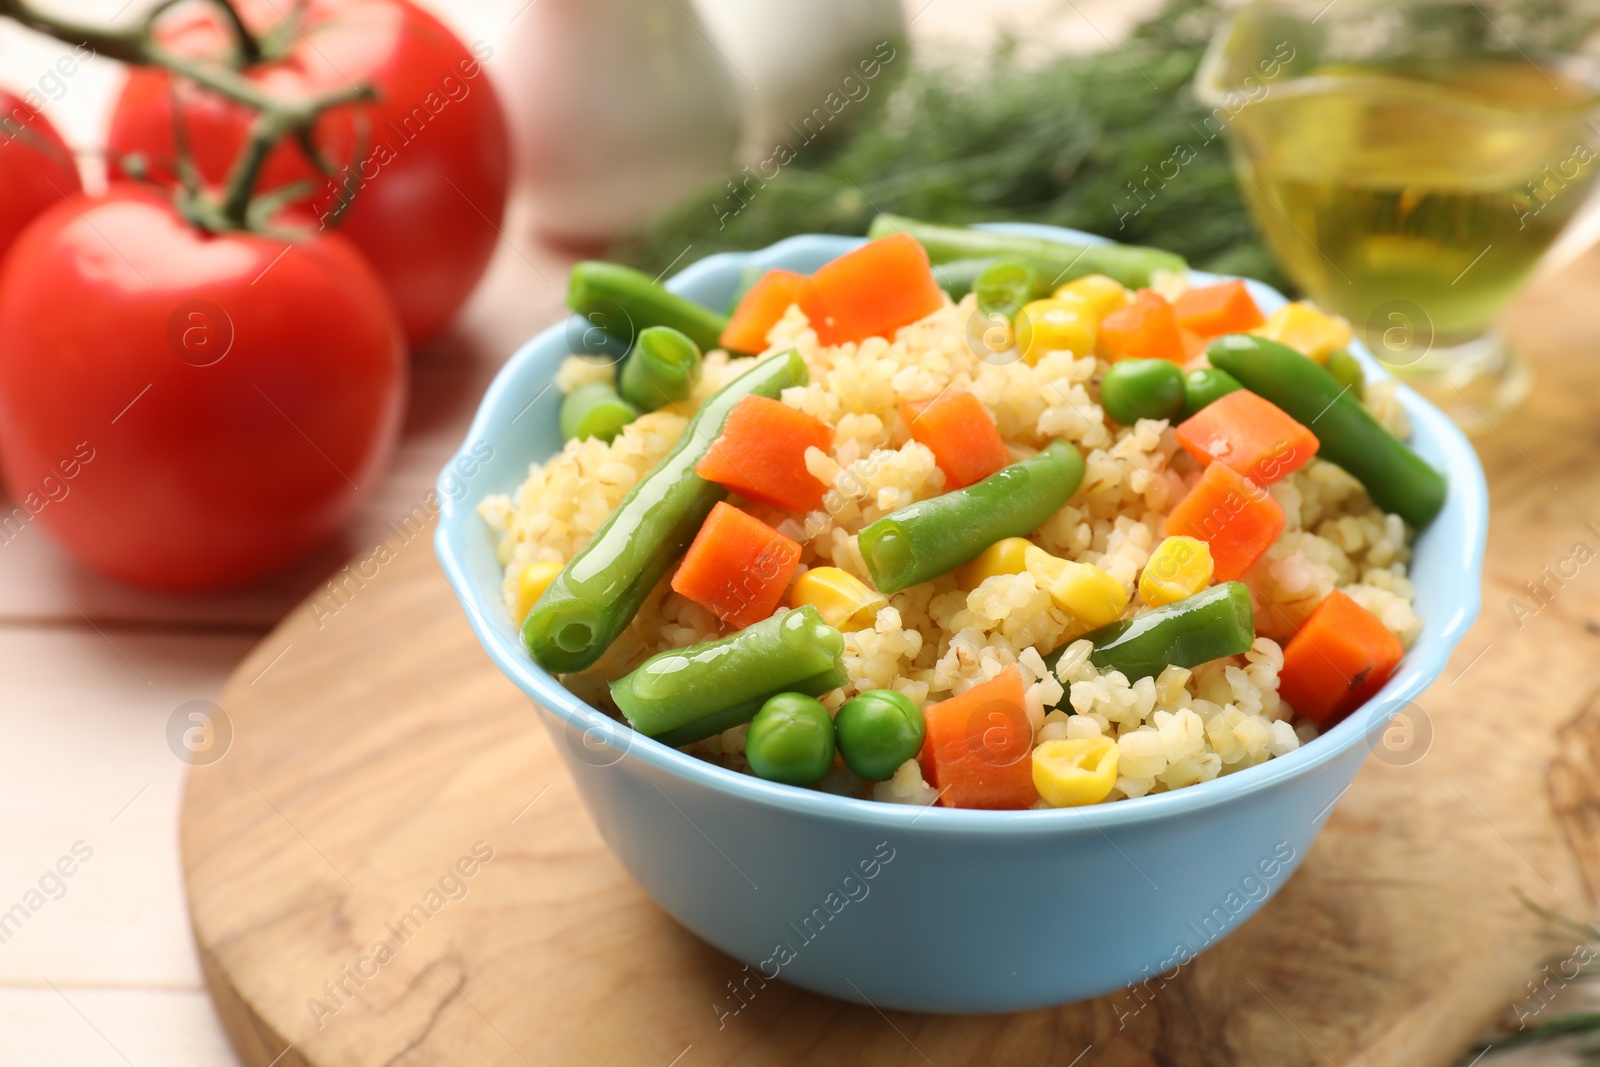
<box><xmin>1</xmin><ymin>0</ymin><xmax>1599</xmax><ymax>1062</ymax></box>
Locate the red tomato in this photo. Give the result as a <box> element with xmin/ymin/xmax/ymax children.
<box><xmin>106</xmin><ymin>0</ymin><xmax>510</xmax><ymax>346</ymax></box>
<box><xmin>0</xmin><ymin>91</ymin><xmax>79</xmax><ymax>266</ymax></box>
<box><xmin>0</xmin><ymin>185</ymin><xmax>406</xmax><ymax>592</ymax></box>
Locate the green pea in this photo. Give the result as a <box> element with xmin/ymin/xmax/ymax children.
<box><xmin>1181</xmin><ymin>367</ymin><xmax>1243</xmax><ymax>419</ymax></box>
<box><xmin>1100</xmin><ymin>359</ymin><xmax>1186</xmax><ymax>425</ymax></box>
<box><xmin>746</xmin><ymin>693</ymin><xmax>836</xmax><ymax>786</ymax></box>
<box><xmin>1324</xmin><ymin>349</ymin><xmax>1366</xmax><ymax>401</ymax></box>
<box><xmin>833</xmin><ymin>689</ymin><xmax>926</xmax><ymax>782</ymax></box>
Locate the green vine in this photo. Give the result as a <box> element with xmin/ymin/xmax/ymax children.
<box><xmin>0</xmin><ymin>0</ymin><xmax>372</xmax><ymax>231</ymax></box>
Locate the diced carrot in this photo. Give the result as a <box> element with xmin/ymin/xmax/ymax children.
<box><xmin>1163</xmin><ymin>461</ymin><xmax>1284</xmax><ymax>582</ymax></box>
<box><xmin>696</xmin><ymin>395</ymin><xmax>836</xmax><ymax>512</ymax></box>
<box><xmin>1175</xmin><ymin>390</ymin><xmax>1319</xmax><ymax>486</ymax></box>
<box><xmin>798</xmin><ymin>234</ymin><xmax>946</xmax><ymax>346</ymax></box>
<box><xmin>1097</xmin><ymin>289</ymin><xmax>1186</xmax><ymax>363</ymax></box>
<box><xmin>671</xmin><ymin>502</ymin><xmax>801</xmax><ymax>629</ymax></box>
<box><xmin>721</xmin><ymin>269</ymin><xmax>809</xmax><ymax>354</ymax></box>
<box><xmin>1173</xmin><ymin>280</ymin><xmax>1266</xmax><ymax>337</ymax></box>
<box><xmin>900</xmin><ymin>392</ymin><xmax>1010</xmax><ymax>489</ymax></box>
<box><xmin>1180</xmin><ymin>328</ymin><xmax>1208</xmax><ymax>361</ymax></box>
<box><xmin>919</xmin><ymin>666</ymin><xmax>1038</xmax><ymax>809</ymax></box>
<box><xmin>1279</xmin><ymin>590</ymin><xmax>1404</xmax><ymax>725</ymax></box>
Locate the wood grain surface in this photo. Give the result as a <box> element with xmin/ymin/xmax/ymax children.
<box><xmin>180</xmin><ymin>252</ymin><xmax>1600</xmax><ymax>1067</ymax></box>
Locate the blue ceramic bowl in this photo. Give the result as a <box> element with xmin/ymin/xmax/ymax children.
<box><xmin>435</xmin><ymin>225</ymin><xmax>1488</xmax><ymax>1013</ymax></box>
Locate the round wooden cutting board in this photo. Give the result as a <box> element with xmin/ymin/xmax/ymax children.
<box><xmin>183</xmin><ymin>258</ymin><xmax>1600</xmax><ymax>1067</ymax></box>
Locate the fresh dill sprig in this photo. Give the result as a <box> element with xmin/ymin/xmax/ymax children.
<box><xmin>609</xmin><ymin>0</ymin><xmax>1289</xmax><ymax>290</ymax></box>
<box><xmin>1469</xmin><ymin>893</ymin><xmax>1600</xmax><ymax>1064</ymax></box>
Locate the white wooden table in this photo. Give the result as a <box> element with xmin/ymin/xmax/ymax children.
<box><xmin>0</xmin><ymin>1</ymin><xmax>1590</xmax><ymax>1064</ymax></box>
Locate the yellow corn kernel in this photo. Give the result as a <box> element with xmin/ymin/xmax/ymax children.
<box><xmin>956</xmin><ymin>537</ymin><xmax>1033</xmax><ymax>588</ymax></box>
<box><xmin>1138</xmin><ymin>535</ymin><xmax>1214</xmax><ymax>608</ymax></box>
<box><xmin>516</xmin><ymin>560</ymin><xmax>564</xmax><ymax>622</ymax></box>
<box><xmin>1016</xmin><ymin>299</ymin><xmax>1097</xmax><ymax>365</ymax></box>
<box><xmin>1033</xmin><ymin>736</ymin><xmax>1119</xmax><ymax>807</ymax></box>
<box><xmin>790</xmin><ymin>566</ymin><xmax>887</xmax><ymax>631</ymax></box>
<box><xmin>1253</xmin><ymin>302</ymin><xmax>1352</xmax><ymax>365</ymax></box>
<box><xmin>1024</xmin><ymin>546</ymin><xmax>1128</xmax><ymax>627</ymax></box>
<box><xmin>1053</xmin><ymin>274</ymin><xmax>1130</xmax><ymax>321</ymax></box>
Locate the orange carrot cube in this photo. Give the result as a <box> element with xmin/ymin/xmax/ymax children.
<box><xmin>671</xmin><ymin>502</ymin><xmax>801</xmax><ymax>629</ymax></box>
<box><xmin>721</xmin><ymin>269</ymin><xmax>809</xmax><ymax>354</ymax></box>
<box><xmin>1173</xmin><ymin>280</ymin><xmax>1266</xmax><ymax>337</ymax></box>
<box><xmin>1163</xmin><ymin>462</ymin><xmax>1284</xmax><ymax>582</ymax></box>
<box><xmin>900</xmin><ymin>391</ymin><xmax>1010</xmax><ymax>489</ymax></box>
<box><xmin>1279</xmin><ymin>591</ymin><xmax>1404</xmax><ymax>725</ymax></box>
<box><xmin>1175</xmin><ymin>390</ymin><xmax>1319</xmax><ymax>486</ymax></box>
<box><xmin>919</xmin><ymin>666</ymin><xmax>1038</xmax><ymax>809</ymax></box>
<box><xmin>1097</xmin><ymin>289</ymin><xmax>1186</xmax><ymax>363</ymax></box>
<box><xmin>696</xmin><ymin>395</ymin><xmax>835</xmax><ymax>512</ymax></box>
<box><xmin>798</xmin><ymin>234</ymin><xmax>946</xmax><ymax>346</ymax></box>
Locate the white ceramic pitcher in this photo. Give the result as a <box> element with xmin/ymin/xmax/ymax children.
<box><xmin>694</xmin><ymin>0</ymin><xmax>908</xmax><ymax>161</ymax></box>
<box><xmin>501</xmin><ymin>0</ymin><xmax>742</xmax><ymax>242</ymax></box>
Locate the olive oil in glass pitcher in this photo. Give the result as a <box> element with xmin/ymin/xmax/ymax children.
<box><xmin>1198</xmin><ymin>0</ymin><xmax>1600</xmax><ymax>431</ymax></box>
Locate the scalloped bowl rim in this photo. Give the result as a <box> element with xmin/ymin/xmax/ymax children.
<box><xmin>435</xmin><ymin>223</ymin><xmax>1488</xmax><ymax>834</ymax></box>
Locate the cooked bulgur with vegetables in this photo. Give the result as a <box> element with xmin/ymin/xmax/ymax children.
<box><xmin>479</xmin><ymin>219</ymin><xmax>1444</xmax><ymax>811</ymax></box>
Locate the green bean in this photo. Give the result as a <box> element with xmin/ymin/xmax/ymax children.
<box><xmin>1324</xmin><ymin>349</ymin><xmax>1366</xmax><ymax>401</ymax></box>
<box><xmin>1101</xmin><ymin>359</ymin><xmax>1186</xmax><ymax>425</ymax></box>
<box><xmin>611</xmin><ymin>607</ymin><xmax>847</xmax><ymax>747</ymax></box>
<box><xmin>1043</xmin><ymin>582</ymin><xmax>1255</xmax><ymax>692</ymax></box>
<box><xmin>559</xmin><ymin>382</ymin><xmax>639</xmax><ymax>443</ymax></box>
<box><xmin>1207</xmin><ymin>334</ymin><xmax>1446</xmax><ymax>528</ymax></box>
<box><xmin>931</xmin><ymin>256</ymin><xmax>1003</xmax><ymax>300</ymax></box>
<box><xmin>524</xmin><ymin>351</ymin><xmax>808</xmax><ymax>673</ymax></box>
<box><xmin>858</xmin><ymin>440</ymin><xmax>1086</xmax><ymax>594</ymax></box>
<box><xmin>745</xmin><ymin>692</ymin><xmax>837</xmax><ymax>785</ymax></box>
<box><xmin>868</xmin><ymin>214</ymin><xmax>1187</xmax><ymax>290</ymax></box>
<box><xmin>568</xmin><ymin>260</ymin><xmax>728</xmax><ymax>353</ymax></box>
<box><xmin>973</xmin><ymin>257</ymin><xmax>1052</xmax><ymax>321</ymax></box>
<box><xmin>1181</xmin><ymin>367</ymin><xmax>1243</xmax><ymax>419</ymax></box>
<box><xmin>619</xmin><ymin>326</ymin><xmax>703</xmax><ymax>411</ymax></box>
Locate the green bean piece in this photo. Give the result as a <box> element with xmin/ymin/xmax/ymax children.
<box><xmin>619</xmin><ymin>326</ymin><xmax>703</xmax><ymax>411</ymax></box>
<box><xmin>1181</xmin><ymin>367</ymin><xmax>1243</xmax><ymax>418</ymax></box>
<box><xmin>1043</xmin><ymin>582</ymin><xmax>1255</xmax><ymax>693</ymax></box>
<box><xmin>524</xmin><ymin>350</ymin><xmax>809</xmax><ymax>673</ymax></box>
<box><xmin>746</xmin><ymin>692</ymin><xmax>838</xmax><ymax>785</ymax></box>
<box><xmin>1207</xmin><ymin>334</ymin><xmax>1446</xmax><ymax>528</ymax></box>
<box><xmin>559</xmin><ymin>382</ymin><xmax>639</xmax><ymax>443</ymax></box>
<box><xmin>1324</xmin><ymin>349</ymin><xmax>1366</xmax><ymax>401</ymax></box>
<box><xmin>611</xmin><ymin>607</ymin><xmax>847</xmax><ymax>747</ymax></box>
<box><xmin>834</xmin><ymin>689</ymin><xmax>926</xmax><ymax>781</ymax></box>
<box><xmin>868</xmin><ymin>214</ymin><xmax>1187</xmax><ymax>290</ymax></box>
<box><xmin>568</xmin><ymin>260</ymin><xmax>729</xmax><ymax>353</ymax></box>
<box><xmin>1101</xmin><ymin>359</ymin><xmax>1186</xmax><ymax>425</ymax></box>
<box><xmin>651</xmin><ymin>663</ymin><xmax>849</xmax><ymax>748</ymax></box>
<box><xmin>974</xmin><ymin>257</ymin><xmax>1050</xmax><ymax>322</ymax></box>
<box><xmin>858</xmin><ymin>440</ymin><xmax>1086</xmax><ymax>594</ymax></box>
<box><xmin>931</xmin><ymin>256</ymin><xmax>1003</xmax><ymax>300</ymax></box>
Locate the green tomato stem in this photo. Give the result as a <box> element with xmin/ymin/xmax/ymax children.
<box><xmin>0</xmin><ymin>0</ymin><xmax>373</xmax><ymax>234</ymax></box>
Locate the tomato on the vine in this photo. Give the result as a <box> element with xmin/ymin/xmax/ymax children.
<box><xmin>0</xmin><ymin>90</ymin><xmax>79</xmax><ymax>268</ymax></box>
<box><xmin>107</xmin><ymin>0</ymin><xmax>510</xmax><ymax>346</ymax></box>
<box><xmin>0</xmin><ymin>184</ymin><xmax>406</xmax><ymax>592</ymax></box>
